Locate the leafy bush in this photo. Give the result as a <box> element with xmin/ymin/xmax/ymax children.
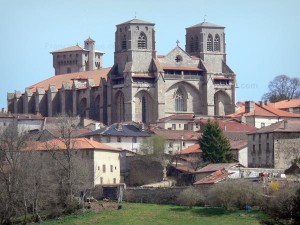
<box><xmin>177</xmin><ymin>187</ymin><xmax>204</xmax><ymax>208</ymax></box>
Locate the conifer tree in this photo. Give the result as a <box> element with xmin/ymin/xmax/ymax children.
<box><xmin>199</xmin><ymin>119</ymin><xmax>233</xmax><ymax>163</ymax></box>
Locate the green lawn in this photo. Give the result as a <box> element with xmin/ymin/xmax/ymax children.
<box><xmin>41</xmin><ymin>203</ymin><xmax>266</xmax><ymax>225</ymax></box>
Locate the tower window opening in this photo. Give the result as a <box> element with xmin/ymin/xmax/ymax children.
<box><xmin>138</xmin><ymin>32</ymin><xmax>147</xmax><ymax>49</ymax></box>
<box><xmin>214</xmin><ymin>34</ymin><xmax>220</xmax><ymax>51</ymax></box>
<box><xmin>207</xmin><ymin>34</ymin><xmax>213</xmax><ymax>51</ymax></box>
<box><xmin>122</xmin><ymin>35</ymin><xmax>126</xmax><ymax>49</ymax></box>
<box><xmin>190</xmin><ymin>37</ymin><xmax>194</xmax><ymax>52</ymax></box>
<box><xmin>142</xmin><ymin>96</ymin><xmax>146</xmax><ymax>123</ymax></box>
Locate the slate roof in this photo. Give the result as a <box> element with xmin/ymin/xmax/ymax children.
<box><xmin>187</xmin><ymin>21</ymin><xmax>225</xmax><ymax>29</ymax></box>
<box><xmin>80</xmin><ymin>123</ymin><xmax>152</xmax><ymax>137</ymax></box>
<box><xmin>27</xmin><ymin>68</ymin><xmax>111</xmax><ymax>92</ymax></box>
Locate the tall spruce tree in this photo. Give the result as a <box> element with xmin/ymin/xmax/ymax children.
<box><xmin>199</xmin><ymin>119</ymin><xmax>233</xmax><ymax>163</ymax></box>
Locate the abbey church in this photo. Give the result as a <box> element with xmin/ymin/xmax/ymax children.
<box><xmin>7</xmin><ymin>18</ymin><xmax>236</xmax><ymax>125</ymax></box>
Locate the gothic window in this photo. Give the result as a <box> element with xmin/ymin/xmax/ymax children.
<box><xmin>142</xmin><ymin>96</ymin><xmax>146</xmax><ymax>123</ymax></box>
<box><xmin>122</xmin><ymin>35</ymin><xmax>126</xmax><ymax>50</ymax></box>
<box><xmin>207</xmin><ymin>34</ymin><xmax>213</xmax><ymax>51</ymax></box>
<box><xmin>195</xmin><ymin>36</ymin><xmax>199</xmax><ymax>51</ymax></box>
<box><xmin>138</xmin><ymin>32</ymin><xmax>147</xmax><ymax>49</ymax></box>
<box><xmin>116</xmin><ymin>92</ymin><xmax>125</xmax><ymax>122</ymax></box>
<box><xmin>214</xmin><ymin>34</ymin><xmax>220</xmax><ymax>51</ymax></box>
<box><xmin>190</xmin><ymin>37</ymin><xmax>194</xmax><ymax>52</ymax></box>
<box><xmin>175</xmin><ymin>88</ymin><xmax>187</xmax><ymax>112</ymax></box>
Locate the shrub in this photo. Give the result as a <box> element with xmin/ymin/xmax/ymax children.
<box><xmin>177</xmin><ymin>187</ymin><xmax>204</xmax><ymax>208</ymax></box>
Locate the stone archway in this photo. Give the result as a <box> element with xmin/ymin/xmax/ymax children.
<box><xmin>134</xmin><ymin>91</ymin><xmax>154</xmax><ymax>123</ymax></box>
<box><xmin>214</xmin><ymin>91</ymin><xmax>231</xmax><ymax>116</ymax></box>
<box><xmin>79</xmin><ymin>97</ymin><xmax>87</xmax><ymax>117</ymax></box>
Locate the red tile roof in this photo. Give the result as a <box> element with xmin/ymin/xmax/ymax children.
<box><xmin>24</xmin><ymin>138</ymin><xmax>119</xmax><ymax>152</ymax></box>
<box><xmin>27</xmin><ymin>68</ymin><xmax>111</xmax><ymax>92</ymax></box>
<box><xmin>194</xmin><ymin>169</ymin><xmax>230</xmax><ymax>185</ymax></box>
<box><xmin>180</xmin><ymin>143</ymin><xmax>202</xmax><ymax>155</ymax></box>
<box><xmin>195</xmin><ymin>118</ymin><xmax>257</xmax><ymax>132</ymax></box>
<box><xmin>50</xmin><ymin>45</ymin><xmax>87</xmax><ymax>53</ymax></box>
<box><xmin>230</xmin><ymin>102</ymin><xmax>300</xmax><ymax>118</ymax></box>
<box><xmin>194</xmin><ymin>163</ymin><xmax>241</xmax><ymax>173</ymax></box>
<box><xmin>268</xmin><ymin>99</ymin><xmax>300</xmax><ymax>109</ymax></box>
<box><xmin>150</xmin><ymin>128</ymin><xmax>200</xmax><ymax>141</ymax></box>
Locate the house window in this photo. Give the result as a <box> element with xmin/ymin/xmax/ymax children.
<box><xmin>252</xmin><ymin>135</ymin><xmax>255</xmax><ymax>141</ymax></box>
<box><xmin>117</xmin><ymin>137</ymin><xmax>121</xmax><ymax>142</ymax></box>
<box><xmin>132</xmin><ymin>137</ymin><xmax>137</xmax><ymax>143</ymax></box>
<box><xmin>106</xmin><ymin>136</ymin><xmax>110</xmax><ymax>143</ymax></box>
<box><xmin>138</xmin><ymin>32</ymin><xmax>147</xmax><ymax>49</ymax></box>
<box><xmin>266</xmin><ymin>143</ymin><xmax>270</xmax><ymax>152</ymax></box>
<box><xmin>182</xmin><ymin>142</ymin><xmax>186</xmax><ymax>147</ymax></box>
<box><xmin>98</xmin><ymin>166</ymin><xmax>100</xmax><ymax>171</ymax></box>
<box><xmin>122</xmin><ymin>35</ymin><xmax>126</xmax><ymax>49</ymax></box>
<box><xmin>214</xmin><ymin>34</ymin><xmax>220</xmax><ymax>51</ymax></box>
<box><xmin>196</xmin><ymin>123</ymin><xmax>199</xmax><ymax>128</ymax></box>
<box><xmin>86</xmin><ymin>151</ymin><xmax>89</xmax><ymax>156</ymax></box>
<box><xmin>184</xmin><ymin>124</ymin><xmax>188</xmax><ymax>130</ymax></box>
<box><xmin>172</xmin><ymin>124</ymin><xmax>176</xmax><ymax>130</ymax></box>
<box><xmin>102</xmin><ymin>165</ymin><xmax>106</xmax><ymax>173</ymax></box>
<box><xmin>100</xmin><ymin>177</ymin><xmax>103</xmax><ymax>184</ymax></box>
<box><xmin>110</xmin><ymin>165</ymin><xmax>113</xmax><ymax>172</ymax></box>
<box><xmin>259</xmin><ymin>134</ymin><xmax>261</xmax><ymax>142</ymax></box>
<box><xmin>179</xmin><ymin>124</ymin><xmax>181</xmax><ymax>129</ymax></box>
<box><xmin>267</xmin><ymin>133</ymin><xmax>269</xmax><ymax>139</ymax></box>
<box><xmin>113</xmin><ymin>178</ymin><xmax>116</xmax><ymax>184</ymax></box>
<box><xmin>258</xmin><ymin>144</ymin><xmax>261</xmax><ymax>153</ymax></box>
<box><xmin>207</xmin><ymin>34</ymin><xmax>213</xmax><ymax>51</ymax></box>
<box><xmin>252</xmin><ymin>144</ymin><xmax>255</xmax><ymax>153</ymax></box>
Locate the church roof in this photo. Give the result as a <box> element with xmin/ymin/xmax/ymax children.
<box><xmin>187</xmin><ymin>21</ymin><xmax>225</xmax><ymax>29</ymax></box>
<box><xmin>85</xmin><ymin>36</ymin><xmax>95</xmax><ymax>42</ymax></box>
<box><xmin>50</xmin><ymin>44</ymin><xmax>88</xmax><ymax>54</ymax></box>
<box><xmin>118</xmin><ymin>18</ymin><xmax>155</xmax><ymax>26</ymax></box>
<box><xmin>27</xmin><ymin>68</ymin><xmax>111</xmax><ymax>92</ymax></box>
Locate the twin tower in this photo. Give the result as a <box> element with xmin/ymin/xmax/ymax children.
<box><xmin>8</xmin><ymin>18</ymin><xmax>235</xmax><ymax>124</ymax></box>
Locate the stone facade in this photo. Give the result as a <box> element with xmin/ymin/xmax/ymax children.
<box><xmin>248</xmin><ymin>120</ymin><xmax>300</xmax><ymax>169</ymax></box>
<box><xmin>7</xmin><ymin>19</ymin><xmax>236</xmax><ymax>125</ymax></box>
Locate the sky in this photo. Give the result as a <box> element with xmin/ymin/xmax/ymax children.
<box><xmin>0</xmin><ymin>0</ymin><xmax>300</xmax><ymax>109</ymax></box>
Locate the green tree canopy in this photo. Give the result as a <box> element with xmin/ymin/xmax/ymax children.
<box><xmin>199</xmin><ymin>119</ymin><xmax>233</xmax><ymax>163</ymax></box>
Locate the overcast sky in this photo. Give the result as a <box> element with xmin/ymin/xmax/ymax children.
<box><xmin>1</xmin><ymin>0</ymin><xmax>299</xmax><ymax>109</ymax></box>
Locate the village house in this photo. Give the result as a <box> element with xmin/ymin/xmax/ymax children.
<box><xmin>248</xmin><ymin>120</ymin><xmax>300</xmax><ymax>169</ymax></box>
<box><xmin>80</xmin><ymin>122</ymin><xmax>152</xmax><ymax>152</ymax></box>
<box><xmin>230</xmin><ymin>101</ymin><xmax>300</xmax><ymax>128</ymax></box>
<box><xmin>25</xmin><ymin>137</ymin><xmax>121</xmax><ymax>186</ymax></box>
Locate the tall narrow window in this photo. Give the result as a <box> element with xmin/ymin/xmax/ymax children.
<box><xmin>214</xmin><ymin>34</ymin><xmax>220</xmax><ymax>51</ymax></box>
<box><xmin>122</xmin><ymin>35</ymin><xmax>126</xmax><ymax>50</ymax></box>
<box><xmin>138</xmin><ymin>32</ymin><xmax>147</xmax><ymax>49</ymax></box>
<box><xmin>207</xmin><ymin>34</ymin><xmax>213</xmax><ymax>51</ymax></box>
<box><xmin>142</xmin><ymin>96</ymin><xmax>146</xmax><ymax>123</ymax></box>
<box><xmin>190</xmin><ymin>37</ymin><xmax>194</xmax><ymax>52</ymax></box>
<box><xmin>195</xmin><ymin>36</ymin><xmax>199</xmax><ymax>51</ymax></box>
<box><xmin>175</xmin><ymin>89</ymin><xmax>186</xmax><ymax>112</ymax></box>
<box><xmin>116</xmin><ymin>92</ymin><xmax>125</xmax><ymax>122</ymax></box>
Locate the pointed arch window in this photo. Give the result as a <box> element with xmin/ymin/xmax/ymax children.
<box><xmin>207</xmin><ymin>34</ymin><xmax>213</xmax><ymax>51</ymax></box>
<box><xmin>214</xmin><ymin>34</ymin><xmax>220</xmax><ymax>51</ymax></box>
<box><xmin>175</xmin><ymin>89</ymin><xmax>187</xmax><ymax>112</ymax></box>
<box><xmin>190</xmin><ymin>37</ymin><xmax>194</xmax><ymax>52</ymax></box>
<box><xmin>142</xmin><ymin>96</ymin><xmax>146</xmax><ymax>123</ymax></box>
<box><xmin>138</xmin><ymin>32</ymin><xmax>147</xmax><ymax>49</ymax></box>
<box><xmin>116</xmin><ymin>92</ymin><xmax>125</xmax><ymax>122</ymax></box>
<box><xmin>122</xmin><ymin>35</ymin><xmax>126</xmax><ymax>50</ymax></box>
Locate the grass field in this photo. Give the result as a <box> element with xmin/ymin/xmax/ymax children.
<box><xmin>41</xmin><ymin>203</ymin><xmax>266</xmax><ymax>225</ymax></box>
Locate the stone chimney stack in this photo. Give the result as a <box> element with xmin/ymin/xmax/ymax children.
<box><xmin>245</xmin><ymin>101</ymin><xmax>255</xmax><ymax>113</ymax></box>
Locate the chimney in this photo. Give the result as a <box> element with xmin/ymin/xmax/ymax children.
<box><xmin>116</xmin><ymin>123</ymin><xmax>122</xmax><ymax>131</ymax></box>
<box><xmin>139</xmin><ymin>123</ymin><xmax>145</xmax><ymax>131</ymax></box>
<box><xmin>245</xmin><ymin>101</ymin><xmax>255</xmax><ymax>113</ymax></box>
<box><xmin>259</xmin><ymin>101</ymin><xmax>263</xmax><ymax>106</ymax></box>
<box><xmin>264</xmin><ymin>100</ymin><xmax>269</xmax><ymax>106</ymax></box>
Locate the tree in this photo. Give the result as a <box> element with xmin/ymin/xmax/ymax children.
<box><xmin>177</xmin><ymin>187</ymin><xmax>203</xmax><ymax>208</ymax></box>
<box><xmin>199</xmin><ymin>120</ymin><xmax>233</xmax><ymax>163</ymax></box>
<box><xmin>262</xmin><ymin>75</ymin><xmax>300</xmax><ymax>102</ymax></box>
